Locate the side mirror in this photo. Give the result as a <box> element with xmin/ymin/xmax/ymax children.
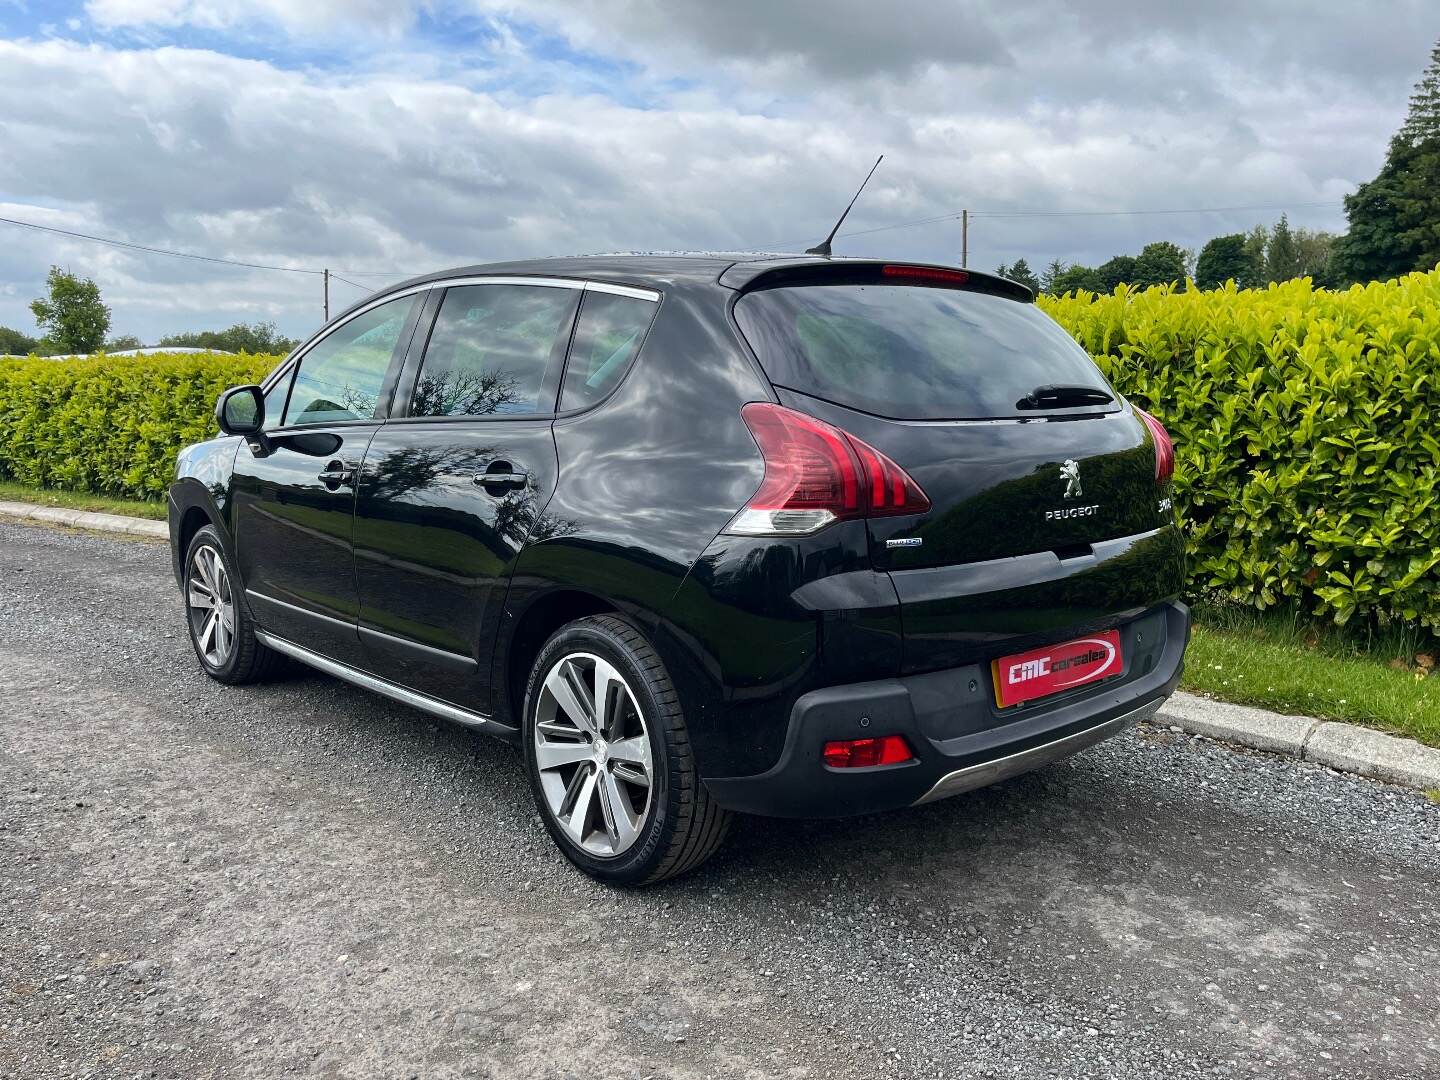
<box><xmin>216</xmin><ymin>384</ymin><xmax>264</xmax><ymax>436</ymax></box>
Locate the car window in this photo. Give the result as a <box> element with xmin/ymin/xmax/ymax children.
<box><xmin>559</xmin><ymin>291</ymin><xmax>656</xmax><ymax>411</ymax></box>
<box><xmin>411</xmin><ymin>284</ymin><xmax>577</xmax><ymax>417</ymax></box>
<box><xmin>734</xmin><ymin>283</ymin><xmax>1116</xmax><ymax>420</ymax></box>
<box><xmin>284</xmin><ymin>294</ymin><xmax>417</xmax><ymax>427</ymax></box>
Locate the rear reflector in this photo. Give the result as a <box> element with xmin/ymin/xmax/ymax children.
<box><xmin>1135</xmin><ymin>407</ymin><xmax>1175</xmax><ymax>484</ymax></box>
<box><xmin>881</xmin><ymin>264</ymin><xmax>969</xmax><ymax>286</ymax></box>
<box><xmin>728</xmin><ymin>403</ymin><xmax>930</xmax><ymax>536</ymax></box>
<box><xmin>822</xmin><ymin>735</ymin><xmax>915</xmax><ymax>769</ymax></box>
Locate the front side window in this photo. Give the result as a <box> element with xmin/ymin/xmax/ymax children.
<box><xmin>284</xmin><ymin>294</ymin><xmax>417</xmax><ymax>426</ymax></box>
<box><xmin>559</xmin><ymin>291</ymin><xmax>656</xmax><ymax>411</ymax></box>
<box><xmin>411</xmin><ymin>284</ymin><xmax>577</xmax><ymax>418</ymax></box>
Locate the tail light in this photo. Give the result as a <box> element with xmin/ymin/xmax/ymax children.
<box><xmin>822</xmin><ymin>735</ymin><xmax>915</xmax><ymax>769</ymax></box>
<box><xmin>727</xmin><ymin>402</ymin><xmax>931</xmax><ymax>536</ymax></box>
<box><xmin>1135</xmin><ymin>407</ymin><xmax>1175</xmax><ymax>485</ymax></box>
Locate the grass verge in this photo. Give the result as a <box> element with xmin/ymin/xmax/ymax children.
<box><xmin>0</xmin><ymin>481</ymin><xmax>167</xmax><ymax>521</ymax></box>
<box><xmin>1183</xmin><ymin>604</ymin><xmax>1440</xmax><ymax>748</ymax></box>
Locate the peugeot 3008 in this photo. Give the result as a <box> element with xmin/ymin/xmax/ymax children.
<box><xmin>169</xmin><ymin>255</ymin><xmax>1189</xmax><ymax>885</ymax></box>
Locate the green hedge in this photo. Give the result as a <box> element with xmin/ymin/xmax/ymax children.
<box><xmin>0</xmin><ymin>351</ymin><xmax>277</xmax><ymax>501</ymax></box>
<box><xmin>1040</xmin><ymin>271</ymin><xmax>1440</xmax><ymax>631</ymax></box>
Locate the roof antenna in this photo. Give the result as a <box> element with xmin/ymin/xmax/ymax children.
<box><xmin>805</xmin><ymin>154</ymin><xmax>884</xmax><ymax>257</ymax></box>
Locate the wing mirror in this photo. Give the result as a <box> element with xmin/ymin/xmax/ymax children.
<box><xmin>215</xmin><ymin>384</ymin><xmax>264</xmax><ymax>436</ymax></box>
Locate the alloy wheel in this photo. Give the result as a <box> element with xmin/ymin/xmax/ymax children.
<box><xmin>187</xmin><ymin>545</ymin><xmax>236</xmax><ymax>668</ymax></box>
<box><xmin>533</xmin><ymin>651</ymin><xmax>654</xmax><ymax>857</ymax></box>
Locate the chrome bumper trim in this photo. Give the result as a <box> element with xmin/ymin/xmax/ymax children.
<box><xmin>912</xmin><ymin>696</ymin><xmax>1166</xmax><ymax>806</ymax></box>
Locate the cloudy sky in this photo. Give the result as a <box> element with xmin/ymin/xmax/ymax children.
<box><xmin>0</xmin><ymin>1</ymin><xmax>1435</xmax><ymax>343</ymax></box>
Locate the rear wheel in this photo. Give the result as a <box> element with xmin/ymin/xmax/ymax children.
<box><xmin>522</xmin><ymin>615</ymin><xmax>731</xmax><ymax>885</ymax></box>
<box><xmin>183</xmin><ymin>525</ymin><xmax>284</xmax><ymax>684</ymax></box>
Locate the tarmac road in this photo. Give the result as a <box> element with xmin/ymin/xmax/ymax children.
<box><xmin>2</xmin><ymin>519</ymin><xmax>1437</xmax><ymax>1080</ymax></box>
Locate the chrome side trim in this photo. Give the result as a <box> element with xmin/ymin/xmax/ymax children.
<box><xmin>584</xmin><ymin>281</ymin><xmax>661</xmax><ymax>302</ymax></box>
<box><xmin>255</xmin><ymin>630</ymin><xmax>491</xmax><ymax>729</ymax></box>
<box><xmin>911</xmin><ymin>697</ymin><xmax>1166</xmax><ymax>806</ymax></box>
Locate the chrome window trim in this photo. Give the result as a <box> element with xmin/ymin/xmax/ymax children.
<box><xmin>584</xmin><ymin>281</ymin><xmax>660</xmax><ymax>302</ymax></box>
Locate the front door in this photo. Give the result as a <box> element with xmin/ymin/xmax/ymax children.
<box><xmin>229</xmin><ymin>291</ymin><xmax>423</xmax><ymax>666</ymax></box>
<box><xmin>352</xmin><ymin>280</ymin><xmax>580</xmax><ymax>714</ymax></box>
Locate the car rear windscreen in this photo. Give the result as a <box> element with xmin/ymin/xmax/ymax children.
<box><xmin>733</xmin><ymin>283</ymin><xmax>1116</xmax><ymax>420</ymax></box>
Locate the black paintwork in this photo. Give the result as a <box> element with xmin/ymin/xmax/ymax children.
<box><xmin>169</xmin><ymin>252</ymin><xmax>1190</xmax><ymax>817</ymax></box>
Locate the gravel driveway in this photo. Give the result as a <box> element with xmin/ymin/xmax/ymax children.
<box><xmin>2</xmin><ymin>519</ymin><xmax>1437</xmax><ymax>1080</ymax></box>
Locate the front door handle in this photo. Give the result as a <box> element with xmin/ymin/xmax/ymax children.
<box><xmin>318</xmin><ymin>460</ymin><xmax>356</xmax><ymax>488</ymax></box>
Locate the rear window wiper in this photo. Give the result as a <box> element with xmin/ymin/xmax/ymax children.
<box><xmin>1016</xmin><ymin>384</ymin><xmax>1115</xmax><ymax>410</ymax></box>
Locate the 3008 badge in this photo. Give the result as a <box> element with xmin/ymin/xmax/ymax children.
<box><xmin>992</xmin><ymin>629</ymin><xmax>1124</xmax><ymax>708</ymax></box>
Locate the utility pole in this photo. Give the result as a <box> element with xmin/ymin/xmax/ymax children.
<box><xmin>961</xmin><ymin>210</ymin><xmax>969</xmax><ymax>268</ymax></box>
<box><xmin>323</xmin><ymin>268</ymin><xmax>330</xmax><ymax>322</ymax></box>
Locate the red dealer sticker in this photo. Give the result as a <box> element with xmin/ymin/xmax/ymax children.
<box><xmin>992</xmin><ymin>630</ymin><xmax>1123</xmax><ymax>708</ymax></box>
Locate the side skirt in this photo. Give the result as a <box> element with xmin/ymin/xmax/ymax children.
<box><xmin>255</xmin><ymin>630</ymin><xmax>502</xmax><ymax>734</ymax></box>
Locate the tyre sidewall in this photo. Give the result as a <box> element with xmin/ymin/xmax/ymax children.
<box><xmin>522</xmin><ymin>618</ymin><xmax>675</xmax><ymax>885</ymax></box>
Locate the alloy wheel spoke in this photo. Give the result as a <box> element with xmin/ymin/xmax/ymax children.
<box><xmin>187</xmin><ymin>583</ymin><xmax>215</xmax><ymax>610</ymax></box>
<box><xmin>546</xmin><ymin>661</ymin><xmax>596</xmax><ymax>735</ymax></box>
<box><xmin>608</xmin><ymin>734</ymin><xmax>650</xmax><ymax>770</ymax></box>
<box><xmin>611</xmin><ymin>760</ymin><xmax>651</xmax><ymax>789</ymax></box>
<box><xmin>561</xmin><ymin>765</ymin><xmax>598</xmax><ymax>842</ymax></box>
<box><xmin>198</xmin><ymin>610</ymin><xmax>219</xmax><ymax>655</ymax></box>
<box><xmin>535</xmin><ymin>740</ymin><xmax>594</xmax><ymax>772</ymax></box>
<box><xmin>600</xmin><ymin>769</ymin><xmax>640</xmax><ymax>848</ymax></box>
<box><xmin>592</xmin><ymin>657</ymin><xmax>624</xmax><ymax>738</ymax></box>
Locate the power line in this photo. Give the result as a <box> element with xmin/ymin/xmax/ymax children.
<box><xmin>329</xmin><ymin>273</ymin><xmax>374</xmax><ymax>293</ymax></box>
<box><xmin>0</xmin><ymin>215</ymin><xmax>411</xmax><ymax>279</ymax></box>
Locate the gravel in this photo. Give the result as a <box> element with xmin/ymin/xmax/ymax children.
<box><xmin>2</xmin><ymin>519</ymin><xmax>1437</xmax><ymax>1079</ymax></box>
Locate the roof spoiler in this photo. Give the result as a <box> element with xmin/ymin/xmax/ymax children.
<box><xmin>718</xmin><ymin>258</ymin><xmax>1034</xmax><ymax>302</ymax></box>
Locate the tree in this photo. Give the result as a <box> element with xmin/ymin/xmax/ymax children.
<box><xmin>30</xmin><ymin>266</ymin><xmax>110</xmax><ymax>354</ymax></box>
<box><xmin>1005</xmin><ymin>258</ymin><xmax>1040</xmax><ymax>293</ymax></box>
<box><xmin>0</xmin><ymin>326</ymin><xmax>40</xmax><ymax>355</ymax></box>
<box><xmin>1194</xmin><ymin>233</ymin><xmax>1256</xmax><ymax>289</ymax></box>
<box><xmin>1094</xmin><ymin>255</ymin><xmax>1137</xmax><ymax>291</ymax></box>
<box><xmin>1130</xmin><ymin>242</ymin><xmax>1187</xmax><ymax>289</ymax></box>
<box><xmin>1293</xmin><ymin>228</ymin><xmax>1337</xmax><ymax>286</ymax></box>
<box><xmin>103</xmin><ymin>334</ymin><xmax>144</xmax><ymax>352</ymax></box>
<box><xmin>1040</xmin><ymin>258</ymin><xmax>1067</xmax><ymax>294</ymax></box>
<box><xmin>1334</xmin><ymin>41</ymin><xmax>1440</xmax><ymax>282</ymax></box>
<box><xmin>1050</xmin><ymin>264</ymin><xmax>1102</xmax><ymax>295</ymax></box>
<box><xmin>157</xmin><ymin>321</ymin><xmax>299</xmax><ymax>354</ymax></box>
<box><xmin>1266</xmin><ymin>213</ymin><xmax>1301</xmax><ymax>282</ymax></box>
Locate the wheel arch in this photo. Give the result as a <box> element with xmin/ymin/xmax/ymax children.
<box><xmin>497</xmin><ymin>587</ymin><xmax>617</xmax><ymax>728</ymax></box>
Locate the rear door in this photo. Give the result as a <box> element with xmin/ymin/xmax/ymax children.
<box><xmin>229</xmin><ymin>291</ymin><xmax>422</xmax><ymax>666</ymax></box>
<box><xmin>351</xmin><ymin>279</ymin><xmax>581</xmax><ymax>714</ymax></box>
<box><xmin>732</xmin><ymin>265</ymin><xmax>1176</xmax><ymax>671</ymax></box>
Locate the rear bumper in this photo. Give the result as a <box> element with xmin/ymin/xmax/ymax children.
<box><xmin>703</xmin><ymin>600</ymin><xmax>1189</xmax><ymax>817</ymax></box>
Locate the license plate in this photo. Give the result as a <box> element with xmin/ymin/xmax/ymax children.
<box><xmin>992</xmin><ymin>630</ymin><xmax>1123</xmax><ymax>708</ymax></box>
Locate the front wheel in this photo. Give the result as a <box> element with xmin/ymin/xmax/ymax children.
<box><xmin>182</xmin><ymin>525</ymin><xmax>284</xmax><ymax>684</ymax></box>
<box><xmin>522</xmin><ymin>615</ymin><xmax>731</xmax><ymax>885</ymax></box>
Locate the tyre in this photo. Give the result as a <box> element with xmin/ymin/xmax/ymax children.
<box><xmin>522</xmin><ymin>614</ymin><xmax>732</xmax><ymax>885</ymax></box>
<box><xmin>182</xmin><ymin>524</ymin><xmax>285</xmax><ymax>685</ymax></box>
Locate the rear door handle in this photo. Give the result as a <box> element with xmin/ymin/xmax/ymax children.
<box><xmin>473</xmin><ymin>462</ymin><xmax>529</xmax><ymax>490</ymax></box>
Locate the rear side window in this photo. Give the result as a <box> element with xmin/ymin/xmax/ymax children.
<box><xmin>285</xmin><ymin>294</ymin><xmax>417</xmax><ymax>426</ymax></box>
<box><xmin>733</xmin><ymin>284</ymin><xmax>1114</xmax><ymax>420</ymax></box>
<box><xmin>559</xmin><ymin>291</ymin><xmax>657</xmax><ymax>411</ymax></box>
<box><xmin>411</xmin><ymin>284</ymin><xmax>577</xmax><ymax>417</ymax></box>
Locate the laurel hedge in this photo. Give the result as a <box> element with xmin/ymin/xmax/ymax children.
<box><xmin>1040</xmin><ymin>270</ymin><xmax>1440</xmax><ymax>631</ymax></box>
<box><xmin>0</xmin><ymin>351</ymin><xmax>277</xmax><ymax>501</ymax></box>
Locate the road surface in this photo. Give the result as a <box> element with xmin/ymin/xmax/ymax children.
<box><xmin>2</xmin><ymin>520</ymin><xmax>1436</xmax><ymax>1079</ymax></box>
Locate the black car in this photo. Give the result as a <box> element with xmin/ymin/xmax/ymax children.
<box><xmin>169</xmin><ymin>254</ymin><xmax>1189</xmax><ymax>885</ymax></box>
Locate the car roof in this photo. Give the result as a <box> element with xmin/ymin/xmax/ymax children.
<box><xmin>345</xmin><ymin>252</ymin><xmax>1029</xmax><ymax>323</ymax></box>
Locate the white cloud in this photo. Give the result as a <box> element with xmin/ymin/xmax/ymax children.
<box><xmin>2</xmin><ymin>4</ymin><xmax>1435</xmax><ymax>341</ymax></box>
